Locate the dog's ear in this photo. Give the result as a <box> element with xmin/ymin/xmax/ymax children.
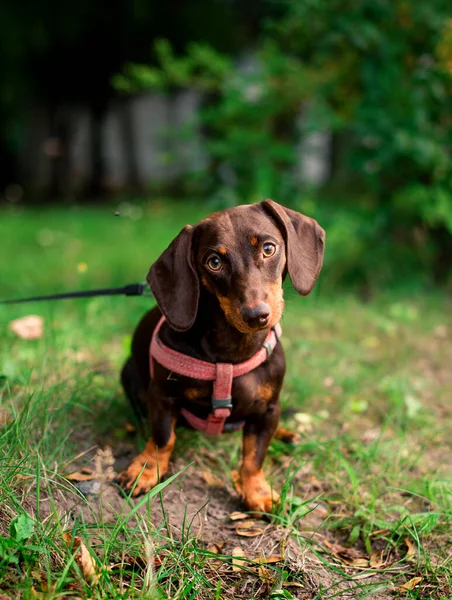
<box><xmin>147</xmin><ymin>225</ymin><xmax>199</xmax><ymax>331</ymax></box>
<box><xmin>262</xmin><ymin>199</ymin><xmax>325</xmax><ymax>296</ymax></box>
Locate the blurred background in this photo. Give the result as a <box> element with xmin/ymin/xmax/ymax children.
<box><xmin>1</xmin><ymin>0</ymin><xmax>452</xmax><ymax>295</ymax></box>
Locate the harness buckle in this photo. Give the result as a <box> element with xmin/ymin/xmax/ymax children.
<box><xmin>211</xmin><ymin>396</ymin><xmax>233</xmax><ymax>410</ymax></box>
<box><xmin>263</xmin><ymin>340</ymin><xmax>273</xmax><ymax>357</ymax></box>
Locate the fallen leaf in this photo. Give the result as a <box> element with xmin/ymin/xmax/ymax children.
<box><xmin>350</xmin><ymin>558</ymin><xmax>369</xmax><ymax>568</ymax></box>
<box><xmin>10</xmin><ymin>315</ymin><xmax>43</xmax><ymax>340</ymax></box>
<box><xmin>397</xmin><ymin>577</ymin><xmax>422</xmax><ymax>591</ymax></box>
<box><xmin>124</xmin><ymin>422</ymin><xmax>136</xmax><ymax>433</ymax></box>
<box><xmin>405</xmin><ymin>538</ymin><xmax>417</xmax><ymax>561</ymax></box>
<box><xmin>203</xmin><ymin>470</ymin><xmax>225</xmax><ymax>487</ymax></box>
<box><xmin>282</xmin><ymin>581</ymin><xmax>304</xmax><ymax>588</ymax></box>
<box><xmin>232</xmin><ymin>546</ymin><xmax>246</xmax><ymax>572</ymax></box>
<box><xmin>323</xmin><ymin>539</ymin><xmax>367</xmax><ymax>565</ymax></box>
<box><xmin>234</xmin><ymin>519</ymin><xmax>255</xmax><ymax>529</ymax></box>
<box><xmin>65</xmin><ymin>467</ymin><xmax>95</xmax><ymax>482</ymax></box>
<box><xmin>154</xmin><ymin>555</ymin><xmax>165</xmax><ymax>567</ymax></box>
<box><xmin>253</xmin><ymin>555</ymin><xmax>282</xmax><ymax>565</ymax></box>
<box><xmin>258</xmin><ymin>565</ymin><xmax>274</xmax><ymax>583</ymax></box>
<box><xmin>236</xmin><ymin>525</ymin><xmax>264</xmax><ymax>537</ymax></box>
<box><xmin>229</xmin><ymin>511</ymin><xmax>249</xmax><ymax>521</ymax></box>
<box><xmin>63</xmin><ymin>532</ymin><xmax>100</xmax><ymax>584</ymax></box>
<box><xmin>207</xmin><ymin>542</ymin><xmax>225</xmax><ymax>554</ymax></box>
<box><xmin>370</xmin><ymin>551</ymin><xmax>385</xmax><ymax>569</ymax></box>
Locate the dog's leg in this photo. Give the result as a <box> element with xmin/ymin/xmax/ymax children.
<box><xmin>117</xmin><ymin>397</ymin><xmax>177</xmax><ymax>497</ymax></box>
<box><xmin>239</xmin><ymin>401</ymin><xmax>281</xmax><ymax>514</ymax></box>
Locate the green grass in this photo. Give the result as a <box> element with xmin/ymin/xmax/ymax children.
<box><xmin>1</xmin><ymin>199</ymin><xmax>452</xmax><ymax>599</ymax></box>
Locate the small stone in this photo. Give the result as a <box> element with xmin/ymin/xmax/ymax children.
<box><xmin>74</xmin><ymin>480</ymin><xmax>101</xmax><ymax>496</ymax></box>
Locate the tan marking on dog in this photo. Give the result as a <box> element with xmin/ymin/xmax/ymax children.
<box><xmin>117</xmin><ymin>419</ymin><xmax>176</xmax><ymax>497</ymax></box>
<box><xmin>218</xmin><ymin>246</ymin><xmax>227</xmax><ymax>255</ymax></box>
<box><xmin>239</xmin><ymin>433</ymin><xmax>279</xmax><ymax>514</ymax></box>
<box><xmin>267</xmin><ymin>278</ymin><xmax>284</xmax><ymax>328</ymax></box>
<box><xmin>185</xmin><ymin>387</ymin><xmax>202</xmax><ymax>400</ymax></box>
<box><xmin>251</xmin><ymin>236</ymin><xmax>258</xmax><ymax>246</ymax></box>
<box><xmin>201</xmin><ymin>275</ymin><xmax>213</xmax><ymax>292</ymax></box>
<box><xmin>274</xmin><ymin>427</ymin><xmax>300</xmax><ymax>444</ymax></box>
<box><xmin>257</xmin><ymin>382</ymin><xmax>274</xmax><ymax>403</ymax></box>
<box><xmin>217</xmin><ymin>294</ymin><xmax>250</xmax><ymax>332</ymax></box>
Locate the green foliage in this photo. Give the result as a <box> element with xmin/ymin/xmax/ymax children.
<box><xmin>0</xmin><ymin>513</ymin><xmax>39</xmax><ymax>573</ymax></box>
<box><xmin>115</xmin><ymin>39</ymin><xmax>319</xmax><ymax>205</ymax></box>
<box><xmin>274</xmin><ymin>0</ymin><xmax>452</xmax><ymax>283</ymax></box>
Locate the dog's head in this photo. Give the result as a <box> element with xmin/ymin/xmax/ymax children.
<box><xmin>148</xmin><ymin>200</ymin><xmax>325</xmax><ymax>332</ymax></box>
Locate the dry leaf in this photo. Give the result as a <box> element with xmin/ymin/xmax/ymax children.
<box><xmin>229</xmin><ymin>511</ymin><xmax>248</xmax><ymax>521</ymax></box>
<box><xmin>405</xmin><ymin>537</ymin><xmax>417</xmax><ymax>562</ymax></box>
<box><xmin>232</xmin><ymin>546</ymin><xmax>246</xmax><ymax>572</ymax></box>
<box><xmin>257</xmin><ymin>565</ymin><xmax>274</xmax><ymax>583</ymax></box>
<box><xmin>397</xmin><ymin>577</ymin><xmax>422</xmax><ymax>591</ymax></box>
<box><xmin>253</xmin><ymin>555</ymin><xmax>282</xmax><ymax>565</ymax></box>
<box><xmin>283</xmin><ymin>581</ymin><xmax>304</xmax><ymax>588</ymax></box>
<box><xmin>323</xmin><ymin>539</ymin><xmax>367</xmax><ymax>565</ymax></box>
<box><xmin>203</xmin><ymin>470</ymin><xmax>225</xmax><ymax>487</ymax></box>
<box><xmin>350</xmin><ymin>558</ymin><xmax>369</xmax><ymax>568</ymax></box>
<box><xmin>234</xmin><ymin>519</ymin><xmax>256</xmax><ymax>529</ymax></box>
<box><xmin>10</xmin><ymin>315</ymin><xmax>43</xmax><ymax>340</ymax></box>
<box><xmin>65</xmin><ymin>467</ymin><xmax>95</xmax><ymax>482</ymax></box>
<box><xmin>369</xmin><ymin>551</ymin><xmax>385</xmax><ymax>569</ymax></box>
<box><xmin>154</xmin><ymin>555</ymin><xmax>165</xmax><ymax>567</ymax></box>
<box><xmin>63</xmin><ymin>533</ymin><xmax>100</xmax><ymax>584</ymax></box>
<box><xmin>124</xmin><ymin>422</ymin><xmax>136</xmax><ymax>433</ymax></box>
<box><xmin>236</xmin><ymin>525</ymin><xmax>264</xmax><ymax>538</ymax></box>
<box><xmin>207</xmin><ymin>542</ymin><xmax>225</xmax><ymax>554</ymax></box>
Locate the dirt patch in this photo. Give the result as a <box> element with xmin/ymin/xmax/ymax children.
<box><xmin>9</xmin><ymin>445</ymin><xmax>397</xmax><ymax>600</ymax></box>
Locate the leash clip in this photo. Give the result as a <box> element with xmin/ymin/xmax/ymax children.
<box><xmin>141</xmin><ymin>282</ymin><xmax>153</xmax><ymax>296</ymax></box>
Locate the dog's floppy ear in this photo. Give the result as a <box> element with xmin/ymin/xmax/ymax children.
<box><xmin>262</xmin><ymin>199</ymin><xmax>325</xmax><ymax>296</ymax></box>
<box><xmin>147</xmin><ymin>225</ymin><xmax>199</xmax><ymax>331</ymax></box>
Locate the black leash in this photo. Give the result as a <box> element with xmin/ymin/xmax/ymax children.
<box><xmin>0</xmin><ymin>282</ymin><xmax>152</xmax><ymax>305</ymax></box>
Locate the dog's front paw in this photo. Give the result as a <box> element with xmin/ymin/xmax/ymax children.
<box><xmin>116</xmin><ymin>460</ymin><xmax>160</xmax><ymax>497</ymax></box>
<box><xmin>240</xmin><ymin>471</ymin><xmax>279</xmax><ymax>515</ymax></box>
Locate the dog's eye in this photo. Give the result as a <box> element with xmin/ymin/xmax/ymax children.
<box><xmin>263</xmin><ymin>242</ymin><xmax>276</xmax><ymax>257</ymax></box>
<box><xmin>206</xmin><ymin>255</ymin><xmax>222</xmax><ymax>271</ymax></box>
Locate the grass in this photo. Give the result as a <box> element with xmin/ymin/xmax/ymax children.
<box><xmin>1</xmin><ymin>198</ymin><xmax>452</xmax><ymax>599</ymax></box>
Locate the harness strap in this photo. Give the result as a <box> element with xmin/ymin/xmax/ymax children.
<box><xmin>150</xmin><ymin>316</ymin><xmax>281</xmax><ymax>436</ymax></box>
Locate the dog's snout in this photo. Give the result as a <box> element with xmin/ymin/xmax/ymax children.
<box><xmin>241</xmin><ymin>303</ymin><xmax>271</xmax><ymax>329</ymax></box>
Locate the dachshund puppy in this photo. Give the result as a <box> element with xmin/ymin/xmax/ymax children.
<box><xmin>118</xmin><ymin>199</ymin><xmax>325</xmax><ymax>513</ymax></box>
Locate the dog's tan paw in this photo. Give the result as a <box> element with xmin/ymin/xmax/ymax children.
<box><xmin>116</xmin><ymin>461</ymin><xmax>160</xmax><ymax>497</ymax></box>
<box><xmin>240</xmin><ymin>472</ymin><xmax>279</xmax><ymax>515</ymax></box>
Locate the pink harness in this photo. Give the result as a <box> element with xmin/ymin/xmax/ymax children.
<box><xmin>150</xmin><ymin>316</ymin><xmax>282</xmax><ymax>436</ymax></box>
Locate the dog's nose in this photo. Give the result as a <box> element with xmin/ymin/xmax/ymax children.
<box><xmin>242</xmin><ymin>303</ymin><xmax>271</xmax><ymax>328</ymax></box>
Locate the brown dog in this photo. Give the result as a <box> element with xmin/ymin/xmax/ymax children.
<box><xmin>118</xmin><ymin>199</ymin><xmax>325</xmax><ymax>513</ymax></box>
